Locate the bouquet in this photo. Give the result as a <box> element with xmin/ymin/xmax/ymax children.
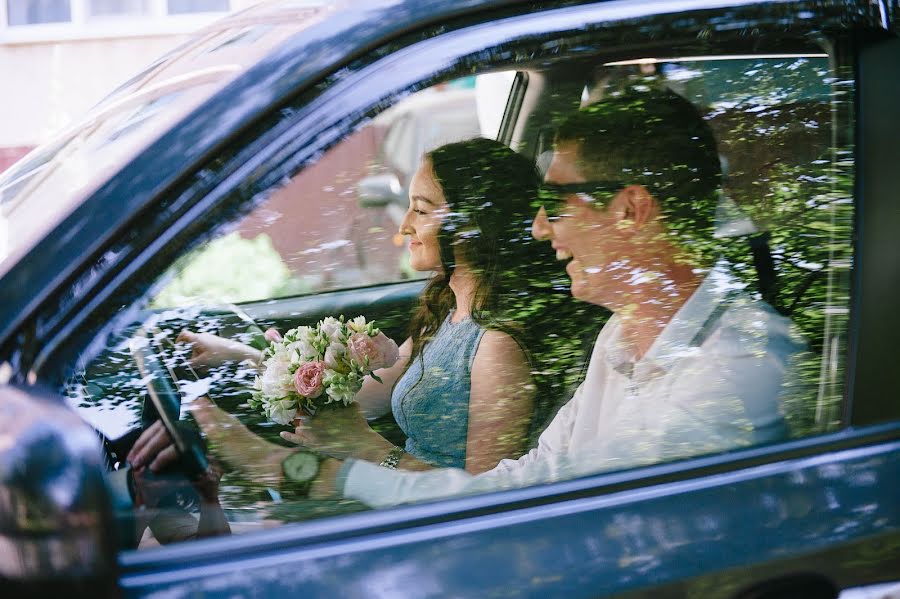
<box><xmin>250</xmin><ymin>316</ymin><xmax>400</xmax><ymax>424</ymax></box>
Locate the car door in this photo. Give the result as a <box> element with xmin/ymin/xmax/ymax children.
<box><xmin>2</xmin><ymin>1</ymin><xmax>899</xmax><ymax>597</ymax></box>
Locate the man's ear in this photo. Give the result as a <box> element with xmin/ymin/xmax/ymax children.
<box><xmin>617</xmin><ymin>185</ymin><xmax>659</xmax><ymax>229</ymax></box>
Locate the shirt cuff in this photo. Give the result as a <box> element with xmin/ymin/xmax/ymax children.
<box><xmin>334</xmin><ymin>458</ymin><xmax>356</xmax><ymax>496</ymax></box>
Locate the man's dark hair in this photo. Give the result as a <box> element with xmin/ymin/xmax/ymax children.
<box><xmin>556</xmin><ymin>87</ymin><xmax>722</xmax><ymax>248</ymax></box>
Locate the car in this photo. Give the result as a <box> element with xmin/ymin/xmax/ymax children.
<box><xmin>2</xmin><ymin>0</ymin><xmax>900</xmax><ymax>597</ymax></box>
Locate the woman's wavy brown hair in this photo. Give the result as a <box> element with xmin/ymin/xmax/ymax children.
<box><xmin>403</xmin><ymin>137</ymin><xmax>608</xmax><ymax>441</ymax></box>
<box><xmin>406</xmin><ymin>137</ymin><xmax>547</xmax><ymax>363</ymax></box>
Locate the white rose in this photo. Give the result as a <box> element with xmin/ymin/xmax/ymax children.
<box><xmin>288</xmin><ymin>337</ymin><xmax>317</xmax><ymax>362</ymax></box>
<box><xmin>324</xmin><ymin>342</ymin><xmax>347</xmax><ymax>371</ymax></box>
<box><xmin>320</xmin><ymin>317</ymin><xmax>344</xmax><ymax>342</ymax></box>
<box><xmin>266</xmin><ymin>398</ymin><xmax>298</xmax><ymax>425</ymax></box>
<box><xmin>270</xmin><ymin>342</ymin><xmax>291</xmax><ymax>362</ymax></box>
<box><xmin>284</xmin><ymin>325</ymin><xmax>311</xmax><ymax>341</ymax></box>
<box><xmin>259</xmin><ymin>355</ymin><xmax>294</xmax><ymax>397</ymax></box>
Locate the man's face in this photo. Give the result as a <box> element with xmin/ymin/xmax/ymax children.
<box><xmin>532</xmin><ymin>140</ymin><xmax>633</xmax><ymax>307</ymax></box>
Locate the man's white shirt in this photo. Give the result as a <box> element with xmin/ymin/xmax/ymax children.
<box><xmin>336</xmin><ymin>267</ymin><xmax>807</xmax><ymax>508</ymax></box>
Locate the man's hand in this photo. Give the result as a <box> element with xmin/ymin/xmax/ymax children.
<box><xmin>127</xmin><ymin>420</ymin><xmax>179</xmax><ymax>472</ymax></box>
<box><xmin>177</xmin><ymin>330</ymin><xmax>261</xmax><ymax>370</ymax></box>
<box><xmin>190</xmin><ymin>396</ymin><xmax>288</xmax><ymax>488</ymax></box>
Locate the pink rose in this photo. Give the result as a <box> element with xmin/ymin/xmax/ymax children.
<box><xmin>371</xmin><ymin>332</ymin><xmax>400</xmax><ymax>369</ymax></box>
<box><xmin>264</xmin><ymin>328</ymin><xmax>283</xmax><ymax>342</ymax></box>
<box><xmin>293</xmin><ymin>361</ymin><xmax>325</xmax><ymax>398</ymax></box>
<box><xmin>348</xmin><ymin>331</ymin><xmax>400</xmax><ymax>371</ymax></box>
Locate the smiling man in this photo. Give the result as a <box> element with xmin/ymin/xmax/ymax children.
<box><xmin>317</xmin><ymin>87</ymin><xmax>808</xmax><ymax>506</ymax></box>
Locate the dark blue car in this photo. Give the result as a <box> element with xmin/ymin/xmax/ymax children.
<box><xmin>2</xmin><ymin>0</ymin><xmax>899</xmax><ymax>596</ymax></box>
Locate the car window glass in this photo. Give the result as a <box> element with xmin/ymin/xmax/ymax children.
<box><xmin>380</xmin><ymin>114</ymin><xmax>412</xmax><ymax>174</ymax></box>
<box><xmin>149</xmin><ymin>73</ymin><xmax>516</xmax><ymax>307</ymax></box>
<box><xmin>68</xmin><ymin>36</ymin><xmax>851</xmax><ymax>552</ymax></box>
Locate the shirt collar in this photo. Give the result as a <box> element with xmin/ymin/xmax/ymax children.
<box><xmin>639</xmin><ymin>265</ymin><xmax>747</xmax><ymax>373</ymax></box>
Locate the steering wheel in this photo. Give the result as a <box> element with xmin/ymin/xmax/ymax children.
<box><xmin>129</xmin><ymin>327</ymin><xmax>209</xmax><ymax>478</ymax></box>
<box><xmin>126</xmin><ymin>303</ymin><xmax>270</xmax><ymax>473</ymax></box>
<box><xmin>86</xmin><ymin>305</ymin><xmax>267</xmax><ymax>548</ymax></box>
<box><xmin>96</xmin><ymin>328</ymin><xmax>209</xmax><ymax>550</ymax></box>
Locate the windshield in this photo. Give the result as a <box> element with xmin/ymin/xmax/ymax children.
<box><xmin>0</xmin><ymin>1</ymin><xmax>333</xmax><ymax>276</ymax></box>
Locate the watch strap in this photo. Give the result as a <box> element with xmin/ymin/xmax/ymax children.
<box><xmin>379</xmin><ymin>446</ymin><xmax>405</xmax><ymax>469</ymax></box>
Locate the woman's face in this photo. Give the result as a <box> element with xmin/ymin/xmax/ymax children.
<box><xmin>400</xmin><ymin>161</ymin><xmax>449</xmax><ymax>272</ymax></box>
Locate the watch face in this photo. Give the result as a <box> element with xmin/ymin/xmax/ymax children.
<box><xmin>283</xmin><ymin>451</ymin><xmax>319</xmax><ymax>483</ymax></box>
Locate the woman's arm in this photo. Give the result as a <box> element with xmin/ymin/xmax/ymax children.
<box><xmin>353</xmin><ymin>337</ymin><xmax>412</xmax><ymax>418</ymax></box>
<box><xmin>464</xmin><ymin>331</ymin><xmax>535</xmax><ymax>474</ymax></box>
<box><xmin>282</xmin><ymin>334</ymin><xmax>534</xmax><ymax>474</ymax></box>
<box><xmin>178</xmin><ymin>328</ymin><xmax>409</xmax><ymax>419</ymax></box>
<box><xmin>177</xmin><ymin>330</ymin><xmax>262</xmax><ymax>369</ymax></box>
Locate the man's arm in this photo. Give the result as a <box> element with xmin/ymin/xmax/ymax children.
<box><xmin>330</xmin><ymin>382</ymin><xmax>586</xmax><ymax>508</ymax></box>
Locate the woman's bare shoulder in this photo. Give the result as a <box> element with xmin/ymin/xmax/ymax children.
<box><xmin>473</xmin><ymin>329</ymin><xmax>529</xmax><ymax>368</ymax></box>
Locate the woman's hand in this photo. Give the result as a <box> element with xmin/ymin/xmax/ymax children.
<box><xmin>280</xmin><ymin>406</ymin><xmax>376</xmax><ymax>460</ymax></box>
<box><xmin>177</xmin><ymin>330</ymin><xmax>261</xmax><ymax>370</ymax></box>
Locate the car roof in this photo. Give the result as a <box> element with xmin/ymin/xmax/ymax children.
<box><xmin>95</xmin><ymin>1</ymin><xmax>338</xmax><ymax>107</ymax></box>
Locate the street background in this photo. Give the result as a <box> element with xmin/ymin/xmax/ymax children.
<box><xmin>0</xmin><ymin>0</ymin><xmax>268</xmax><ymax>173</ymax></box>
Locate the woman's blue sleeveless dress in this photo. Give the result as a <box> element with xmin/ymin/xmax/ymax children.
<box><xmin>390</xmin><ymin>314</ymin><xmax>486</xmax><ymax>468</ymax></box>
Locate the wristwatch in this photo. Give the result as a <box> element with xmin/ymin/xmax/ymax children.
<box><xmin>281</xmin><ymin>450</ymin><xmax>323</xmax><ymax>496</ymax></box>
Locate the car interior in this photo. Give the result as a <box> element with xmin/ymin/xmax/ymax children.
<box><xmin>64</xmin><ymin>29</ymin><xmax>851</xmax><ymax>551</ymax></box>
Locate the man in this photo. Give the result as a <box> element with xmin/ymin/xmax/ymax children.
<box><xmin>131</xmin><ymin>87</ymin><xmax>806</xmax><ymax>510</ymax></box>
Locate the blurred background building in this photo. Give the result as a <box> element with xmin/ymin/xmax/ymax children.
<box><xmin>0</xmin><ymin>0</ymin><xmax>263</xmax><ymax>173</ymax></box>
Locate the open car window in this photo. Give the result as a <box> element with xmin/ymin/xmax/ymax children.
<box><xmin>66</xmin><ymin>26</ymin><xmax>852</xmax><ymax>551</ymax></box>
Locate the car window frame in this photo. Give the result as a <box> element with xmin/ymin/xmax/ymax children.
<box><xmin>4</xmin><ymin>0</ymin><xmax>895</xmax><ymax>573</ymax></box>
<box><xmin>0</xmin><ymin>0</ymin><xmax>544</xmax><ymax>355</ymax></box>
<box><xmin>849</xmin><ymin>30</ymin><xmax>900</xmax><ymax>427</ymax></box>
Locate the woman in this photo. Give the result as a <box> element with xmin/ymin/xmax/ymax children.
<box><xmin>183</xmin><ymin>138</ymin><xmax>548</xmax><ymax>474</ymax></box>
